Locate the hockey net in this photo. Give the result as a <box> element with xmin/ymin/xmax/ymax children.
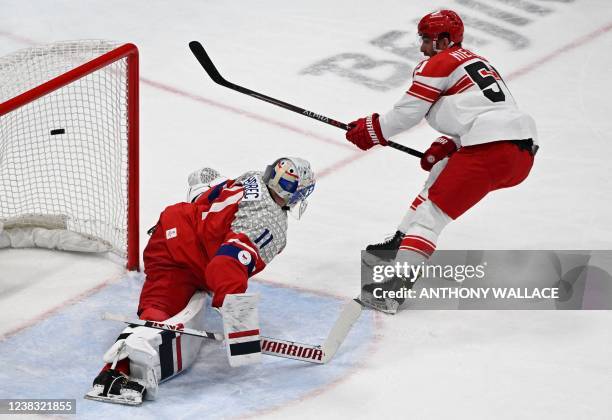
<box><xmin>0</xmin><ymin>40</ymin><xmax>139</xmax><ymax>270</ymax></box>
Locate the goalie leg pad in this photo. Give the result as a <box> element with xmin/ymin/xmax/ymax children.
<box><xmin>100</xmin><ymin>291</ymin><xmax>207</xmax><ymax>400</ymax></box>
<box><xmin>220</xmin><ymin>293</ymin><xmax>262</xmax><ymax>367</ymax></box>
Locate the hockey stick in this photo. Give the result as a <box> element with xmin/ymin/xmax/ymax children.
<box><xmin>102</xmin><ymin>312</ymin><xmax>323</xmax><ymax>364</ymax></box>
<box><xmin>102</xmin><ymin>312</ymin><xmax>223</xmax><ymax>339</ymax></box>
<box><xmin>320</xmin><ymin>299</ymin><xmax>363</xmax><ymax>362</ymax></box>
<box><xmin>188</xmin><ymin>41</ymin><xmax>424</xmax><ymax>158</ymax></box>
<box><xmin>103</xmin><ymin>306</ymin><xmax>360</xmax><ymax>364</ymax></box>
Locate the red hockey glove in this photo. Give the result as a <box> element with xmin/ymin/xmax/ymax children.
<box><xmin>346</xmin><ymin>113</ymin><xmax>388</xmax><ymax>151</ymax></box>
<box><xmin>421</xmin><ymin>136</ymin><xmax>458</xmax><ymax>171</ymax></box>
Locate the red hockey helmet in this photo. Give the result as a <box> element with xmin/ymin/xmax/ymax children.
<box><xmin>418</xmin><ymin>10</ymin><xmax>464</xmax><ymax>44</ymax></box>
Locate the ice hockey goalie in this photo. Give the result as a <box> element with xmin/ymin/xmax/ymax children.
<box><xmin>86</xmin><ymin>157</ymin><xmax>315</xmax><ymax>405</ymax></box>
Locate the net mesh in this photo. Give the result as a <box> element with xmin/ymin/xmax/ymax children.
<box><xmin>0</xmin><ymin>40</ymin><xmax>131</xmax><ymax>256</ymax></box>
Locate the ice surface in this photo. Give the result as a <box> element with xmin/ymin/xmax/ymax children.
<box><xmin>1</xmin><ymin>0</ymin><xmax>611</xmax><ymax>419</ymax></box>
<box><xmin>0</xmin><ymin>275</ymin><xmax>375</xmax><ymax>419</ymax></box>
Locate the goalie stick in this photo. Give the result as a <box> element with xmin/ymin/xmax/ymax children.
<box><xmin>102</xmin><ymin>300</ymin><xmax>361</xmax><ymax>364</ymax></box>
<box><xmin>188</xmin><ymin>40</ymin><xmax>424</xmax><ymax>159</ymax></box>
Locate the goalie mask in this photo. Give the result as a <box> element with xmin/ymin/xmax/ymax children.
<box><xmin>263</xmin><ymin>157</ymin><xmax>315</xmax><ymax>219</ymax></box>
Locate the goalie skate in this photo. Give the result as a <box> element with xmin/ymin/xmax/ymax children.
<box><xmin>84</xmin><ymin>369</ymin><xmax>146</xmax><ymax>406</ymax></box>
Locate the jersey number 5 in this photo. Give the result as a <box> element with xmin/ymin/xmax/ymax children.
<box><xmin>465</xmin><ymin>61</ymin><xmax>505</xmax><ymax>103</ymax></box>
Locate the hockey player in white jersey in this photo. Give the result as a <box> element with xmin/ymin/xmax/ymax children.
<box><xmin>344</xmin><ymin>10</ymin><xmax>538</xmax><ymax>313</ymax></box>
<box><xmin>86</xmin><ymin>157</ymin><xmax>315</xmax><ymax>405</ymax></box>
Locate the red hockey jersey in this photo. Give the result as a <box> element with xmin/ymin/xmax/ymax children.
<box><xmin>379</xmin><ymin>46</ymin><xmax>537</xmax><ymax>147</ymax></box>
<box><xmin>146</xmin><ymin>171</ymin><xmax>287</xmax><ymax>307</ymax></box>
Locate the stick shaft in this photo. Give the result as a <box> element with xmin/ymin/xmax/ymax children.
<box><xmin>102</xmin><ymin>313</ymin><xmax>325</xmax><ymax>364</ymax></box>
<box><xmin>188</xmin><ymin>41</ymin><xmax>423</xmax><ymax>158</ymax></box>
<box><xmin>102</xmin><ymin>312</ymin><xmax>221</xmax><ymax>339</ymax></box>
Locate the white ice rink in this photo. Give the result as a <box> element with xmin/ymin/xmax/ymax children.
<box><xmin>1</xmin><ymin>0</ymin><xmax>612</xmax><ymax>418</ymax></box>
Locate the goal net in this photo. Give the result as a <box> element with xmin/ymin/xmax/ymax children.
<box><xmin>0</xmin><ymin>40</ymin><xmax>139</xmax><ymax>270</ymax></box>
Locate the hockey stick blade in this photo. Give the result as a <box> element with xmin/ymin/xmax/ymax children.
<box><xmin>188</xmin><ymin>40</ymin><xmax>423</xmax><ymax>158</ymax></box>
<box><xmin>321</xmin><ymin>299</ymin><xmax>363</xmax><ymax>363</ymax></box>
<box><xmin>188</xmin><ymin>41</ymin><xmax>228</xmax><ymax>87</ymax></box>
<box><xmin>189</xmin><ymin>40</ymin><xmax>347</xmax><ymax>130</ymax></box>
<box><xmin>102</xmin><ymin>312</ymin><xmax>325</xmax><ymax>364</ymax></box>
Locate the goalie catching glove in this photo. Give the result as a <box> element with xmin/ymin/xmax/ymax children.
<box><xmin>186</xmin><ymin>167</ymin><xmax>228</xmax><ymax>203</ymax></box>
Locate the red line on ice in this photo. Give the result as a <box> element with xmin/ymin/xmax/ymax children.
<box><xmin>0</xmin><ymin>30</ymin><xmax>38</xmax><ymax>45</ymax></box>
<box><xmin>0</xmin><ymin>273</ymin><xmax>124</xmax><ymax>341</ymax></box>
<box><xmin>140</xmin><ymin>77</ymin><xmax>354</xmax><ymax>151</ymax></box>
<box><xmin>506</xmin><ymin>21</ymin><xmax>612</xmax><ymax>80</ymax></box>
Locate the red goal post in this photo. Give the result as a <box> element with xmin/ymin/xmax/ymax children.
<box><xmin>0</xmin><ymin>41</ymin><xmax>140</xmax><ymax>270</ymax></box>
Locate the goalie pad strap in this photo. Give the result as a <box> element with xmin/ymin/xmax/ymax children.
<box><xmin>159</xmin><ymin>330</ymin><xmax>180</xmax><ymax>381</ymax></box>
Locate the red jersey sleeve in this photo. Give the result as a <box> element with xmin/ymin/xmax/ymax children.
<box><xmin>205</xmin><ymin>231</ymin><xmax>266</xmax><ymax>307</ymax></box>
<box><xmin>379</xmin><ymin>47</ymin><xmax>473</xmax><ymax>139</ymax></box>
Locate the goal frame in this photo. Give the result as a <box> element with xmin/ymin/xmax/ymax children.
<box><xmin>0</xmin><ymin>43</ymin><xmax>140</xmax><ymax>271</ymax></box>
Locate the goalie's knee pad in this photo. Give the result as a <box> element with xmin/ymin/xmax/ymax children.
<box><xmin>102</xmin><ymin>291</ymin><xmax>207</xmax><ymax>400</ymax></box>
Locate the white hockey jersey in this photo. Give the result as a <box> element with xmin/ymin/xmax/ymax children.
<box><xmin>379</xmin><ymin>46</ymin><xmax>537</xmax><ymax>147</ymax></box>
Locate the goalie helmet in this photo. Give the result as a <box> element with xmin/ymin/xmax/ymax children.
<box><xmin>418</xmin><ymin>10</ymin><xmax>464</xmax><ymax>44</ymax></box>
<box><xmin>263</xmin><ymin>157</ymin><xmax>315</xmax><ymax>219</ymax></box>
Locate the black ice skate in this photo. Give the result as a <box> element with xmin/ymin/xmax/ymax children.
<box><xmin>84</xmin><ymin>368</ymin><xmax>146</xmax><ymax>406</ymax></box>
<box><xmin>358</xmin><ymin>275</ymin><xmax>416</xmax><ymax>314</ymax></box>
<box><xmin>363</xmin><ymin>231</ymin><xmax>404</xmax><ymax>266</ymax></box>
